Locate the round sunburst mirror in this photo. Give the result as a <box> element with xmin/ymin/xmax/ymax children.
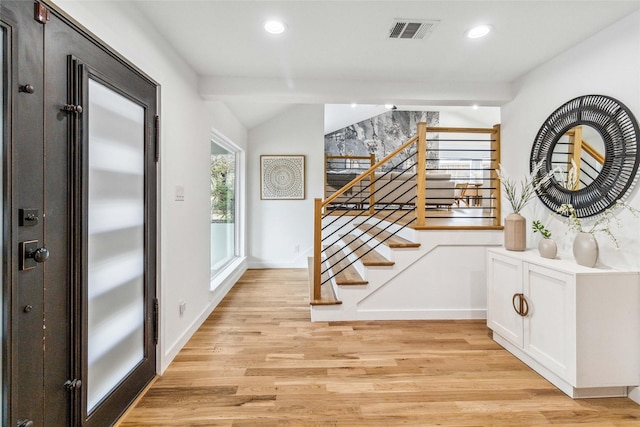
<box><xmin>530</xmin><ymin>95</ymin><xmax>640</xmax><ymax>218</ymax></box>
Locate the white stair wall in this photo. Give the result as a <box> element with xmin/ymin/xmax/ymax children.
<box><xmin>311</xmin><ymin>228</ymin><xmax>503</xmax><ymax>322</ymax></box>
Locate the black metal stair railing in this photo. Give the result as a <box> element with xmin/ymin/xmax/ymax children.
<box><xmin>320</xmin><ymin>154</ymin><xmax>420</xmax><ymax>285</ymax></box>
<box><xmin>312</xmin><ymin>131</ymin><xmax>423</xmax><ymax>299</ymax></box>
<box><xmin>552</xmin><ymin>139</ymin><xmax>605</xmax><ymax>189</ymax></box>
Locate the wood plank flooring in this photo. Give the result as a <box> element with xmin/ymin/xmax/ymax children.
<box><xmin>372</xmin><ymin>209</ymin><xmax>499</xmax><ymax>228</ymax></box>
<box><xmin>118</xmin><ymin>269</ymin><xmax>640</xmax><ymax>426</ymax></box>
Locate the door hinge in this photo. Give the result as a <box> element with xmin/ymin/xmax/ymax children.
<box><xmin>64</xmin><ymin>379</ymin><xmax>82</xmax><ymax>391</ymax></box>
<box><xmin>34</xmin><ymin>3</ymin><xmax>51</xmax><ymax>24</ymax></box>
<box><xmin>153</xmin><ymin>298</ymin><xmax>159</xmax><ymax>345</ymax></box>
<box><xmin>154</xmin><ymin>115</ymin><xmax>160</xmax><ymax>163</ymax></box>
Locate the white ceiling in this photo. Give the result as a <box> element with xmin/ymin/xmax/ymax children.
<box><xmin>130</xmin><ymin>0</ymin><xmax>640</xmax><ymax>129</ymax></box>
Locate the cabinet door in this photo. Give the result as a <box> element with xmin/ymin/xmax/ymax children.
<box><xmin>523</xmin><ymin>263</ymin><xmax>574</xmax><ymax>383</ymax></box>
<box><xmin>487</xmin><ymin>251</ymin><xmax>523</xmax><ymax>347</ymax></box>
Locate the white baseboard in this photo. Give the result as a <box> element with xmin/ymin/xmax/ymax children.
<box><xmin>356</xmin><ymin>308</ymin><xmax>487</xmax><ymax>321</ymax></box>
<box><xmin>628</xmin><ymin>387</ymin><xmax>640</xmax><ymax>405</ymax></box>
<box><xmin>248</xmin><ymin>248</ymin><xmax>312</xmax><ymax>269</ymax></box>
<box><xmin>159</xmin><ymin>260</ymin><xmax>247</xmax><ymax>373</ymax></box>
<box><xmin>311</xmin><ymin>307</ymin><xmax>486</xmax><ymax>322</ymax></box>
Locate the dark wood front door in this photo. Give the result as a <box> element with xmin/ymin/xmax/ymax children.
<box><xmin>2</xmin><ymin>2</ymin><xmax>158</xmax><ymax>425</ymax></box>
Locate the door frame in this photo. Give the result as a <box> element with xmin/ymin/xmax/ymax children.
<box><xmin>1</xmin><ymin>12</ymin><xmax>15</xmax><ymax>427</ymax></box>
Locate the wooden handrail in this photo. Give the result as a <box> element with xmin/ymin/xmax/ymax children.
<box><xmin>566</xmin><ymin>125</ymin><xmax>604</xmax><ymax>160</ymax></box>
<box><xmin>566</xmin><ymin>126</ymin><xmax>604</xmax><ymax>190</ymax></box>
<box><xmin>322</xmin><ymin>135</ymin><xmax>419</xmax><ymax>207</ymax></box>
<box><xmin>325</xmin><ymin>154</ymin><xmax>376</xmax><ymax>214</ymax></box>
<box><xmin>582</xmin><ymin>140</ymin><xmax>605</xmax><ymax>165</ymax></box>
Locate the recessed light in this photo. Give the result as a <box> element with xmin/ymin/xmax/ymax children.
<box><xmin>385</xmin><ymin>104</ymin><xmax>396</xmax><ymax>110</ymax></box>
<box><xmin>466</xmin><ymin>24</ymin><xmax>492</xmax><ymax>39</ymax></box>
<box><xmin>351</xmin><ymin>103</ymin><xmax>358</xmax><ymax>108</ymax></box>
<box><xmin>264</xmin><ymin>20</ymin><xmax>286</xmax><ymax>35</ymax></box>
<box><xmin>472</xmin><ymin>104</ymin><xmax>479</xmax><ymax>110</ymax></box>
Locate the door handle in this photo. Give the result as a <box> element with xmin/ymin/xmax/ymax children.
<box><xmin>17</xmin><ymin>420</ymin><xmax>34</xmax><ymax>427</ymax></box>
<box><xmin>19</xmin><ymin>240</ymin><xmax>49</xmax><ymax>271</ymax></box>
<box><xmin>27</xmin><ymin>247</ymin><xmax>49</xmax><ymax>263</ymax></box>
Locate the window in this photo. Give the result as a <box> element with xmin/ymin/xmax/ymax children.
<box><xmin>210</xmin><ymin>131</ymin><xmax>243</xmax><ymax>285</ymax></box>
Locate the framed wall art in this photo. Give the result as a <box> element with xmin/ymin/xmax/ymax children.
<box><xmin>260</xmin><ymin>155</ymin><xmax>306</xmax><ymax>200</ymax></box>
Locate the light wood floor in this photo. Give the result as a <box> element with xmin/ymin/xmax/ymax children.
<box><xmin>118</xmin><ymin>269</ymin><xmax>640</xmax><ymax>426</ymax></box>
<box><xmin>371</xmin><ymin>207</ymin><xmax>498</xmax><ymax>228</ymax></box>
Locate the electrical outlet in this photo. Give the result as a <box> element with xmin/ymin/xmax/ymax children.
<box><xmin>179</xmin><ymin>300</ymin><xmax>186</xmax><ymax>316</ymax></box>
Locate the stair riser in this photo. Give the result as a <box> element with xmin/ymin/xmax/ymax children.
<box><xmin>363</xmin><ymin>218</ymin><xmax>417</xmax><ymax>241</ymax></box>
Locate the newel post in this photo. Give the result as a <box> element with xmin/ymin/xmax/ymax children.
<box><xmin>368</xmin><ymin>153</ymin><xmax>376</xmax><ymax>215</ymax></box>
<box><xmin>312</xmin><ymin>198</ymin><xmax>322</xmax><ymax>302</ymax></box>
<box><xmin>416</xmin><ymin>122</ymin><xmax>427</xmax><ymax>227</ymax></box>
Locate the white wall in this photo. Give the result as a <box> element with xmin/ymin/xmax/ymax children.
<box><xmin>52</xmin><ymin>1</ymin><xmax>248</xmax><ymax>372</ymax></box>
<box><xmin>247</xmin><ymin>105</ymin><xmax>324</xmax><ymax>268</ymax></box>
<box><xmin>439</xmin><ymin>106</ymin><xmax>500</xmax><ymax>128</ymax></box>
<box><xmin>501</xmin><ymin>10</ymin><xmax>640</xmax><ymax>271</ymax></box>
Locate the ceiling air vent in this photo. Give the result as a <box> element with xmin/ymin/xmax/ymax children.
<box><xmin>388</xmin><ymin>19</ymin><xmax>439</xmax><ymax>40</ymax></box>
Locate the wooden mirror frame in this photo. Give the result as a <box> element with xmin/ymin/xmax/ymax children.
<box><xmin>530</xmin><ymin>95</ymin><xmax>640</xmax><ymax>218</ymax></box>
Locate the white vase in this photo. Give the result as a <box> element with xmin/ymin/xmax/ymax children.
<box><xmin>538</xmin><ymin>238</ymin><xmax>557</xmax><ymax>259</ymax></box>
<box><xmin>573</xmin><ymin>232</ymin><xmax>598</xmax><ymax>267</ymax></box>
<box><xmin>504</xmin><ymin>212</ymin><xmax>526</xmax><ymax>251</ymax></box>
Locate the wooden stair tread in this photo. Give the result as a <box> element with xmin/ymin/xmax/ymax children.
<box><xmin>356</xmin><ymin>225</ymin><xmax>420</xmax><ymax>248</ymax></box>
<box><xmin>323</xmin><ymin>245</ymin><xmax>368</xmax><ymax>286</ymax></box>
<box><xmin>318</xmin><ymin>269</ymin><xmax>341</xmax><ymax>304</ymax></box>
<box><xmin>308</xmin><ymin>257</ymin><xmax>341</xmax><ymax>306</ymax></box>
<box><xmin>340</xmin><ymin>234</ymin><xmax>394</xmax><ymax>266</ymax></box>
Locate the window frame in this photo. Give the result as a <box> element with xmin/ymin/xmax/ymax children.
<box><xmin>209</xmin><ymin>129</ymin><xmax>245</xmax><ymax>290</ymax></box>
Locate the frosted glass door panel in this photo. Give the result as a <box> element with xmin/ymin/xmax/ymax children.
<box><xmin>87</xmin><ymin>78</ymin><xmax>145</xmax><ymax>412</ymax></box>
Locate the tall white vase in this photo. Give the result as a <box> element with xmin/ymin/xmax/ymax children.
<box><xmin>573</xmin><ymin>232</ymin><xmax>598</xmax><ymax>267</ymax></box>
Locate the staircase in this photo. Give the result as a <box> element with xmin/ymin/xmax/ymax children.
<box><xmin>310</xmin><ymin>122</ymin><xmax>504</xmax><ymax>321</ymax></box>
<box><xmin>311</xmin><ymin>215</ymin><xmax>502</xmax><ymax>321</ymax></box>
<box><xmin>324</xmin><ymin>224</ymin><xmax>419</xmax><ymax>287</ymax></box>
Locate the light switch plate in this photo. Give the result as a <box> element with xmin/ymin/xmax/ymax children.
<box><xmin>175</xmin><ymin>185</ymin><xmax>185</xmax><ymax>202</ymax></box>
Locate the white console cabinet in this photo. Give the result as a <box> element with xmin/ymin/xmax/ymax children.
<box><xmin>486</xmin><ymin>247</ymin><xmax>640</xmax><ymax>398</ymax></box>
